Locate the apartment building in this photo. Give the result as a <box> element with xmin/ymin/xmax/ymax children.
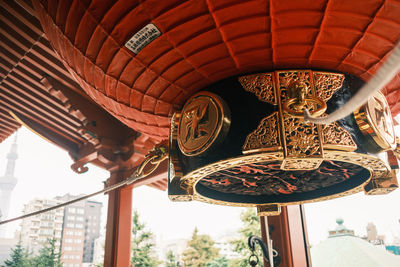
<box><xmin>19</xmin><ymin>198</ymin><xmax>64</xmax><ymax>254</ymax></box>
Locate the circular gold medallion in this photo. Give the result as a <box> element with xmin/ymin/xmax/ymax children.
<box><xmin>355</xmin><ymin>91</ymin><xmax>396</xmax><ymax>151</ymax></box>
<box><xmin>178</xmin><ymin>92</ymin><xmax>230</xmax><ymax>156</ymax></box>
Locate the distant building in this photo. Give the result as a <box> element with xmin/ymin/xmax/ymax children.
<box><xmin>18</xmin><ymin>194</ymin><xmax>102</xmax><ymax>267</ymax></box>
<box><xmin>366</xmin><ymin>222</ymin><xmax>377</xmax><ymax>241</ymax></box>
<box><xmin>57</xmin><ymin>194</ymin><xmax>102</xmax><ymax>267</ymax></box>
<box><xmin>311</xmin><ymin>218</ymin><xmax>400</xmax><ymax>267</ymax></box>
<box><xmin>19</xmin><ymin>198</ymin><xmax>64</xmax><ymax>254</ymax></box>
<box><xmin>367</xmin><ymin>222</ymin><xmax>378</xmax><ymax>242</ymax></box>
<box><xmin>0</xmin><ymin>134</ymin><xmax>18</xmax><ymax>237</ymax></box>
<box><xmin>214</xmin><ymin>230</ymin><xmax>240</xmax><ymax>259</ymax></box>
<box><xmin>159</xmin><ymin>238</ymin><xmax>188</xmax><ymax>263</ymax></box>
<box><xmin>92</xmin><ymin>234</ymin><xmax>105</xmax><ymax>266</ymax></box>
<box><xmin>364</xmin><ymin>222</ymin><xmax>385</xmax><ymax>245</ymax></box>
<box><xmin>58</xmin><ymin>194</ymin><xmax>86</xmax><ymax>267</ymax></box>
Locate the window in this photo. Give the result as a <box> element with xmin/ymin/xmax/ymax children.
<box><xmin>76</xmin><ymin>216</ymin><xmax>84</xmax><ymax>222</ymax></box>
<box><xmin>74</xmin><ymin>239</ymin><xmax>82</xmax><ymax>243</ymax></box>
<box><xmin>64</xmin><ymin>246</ymin><xmax>72</xmax><ymax>251</ymax></box>
<box><xmin>74</xmin><ymin>231</ymin><xmax>81</xmax><ymax>236</ymax></box>
<box><xmin>65</xmin><ymin>238</ymin><xmax>73</xmax><ymax>243</ymax></box>
<box><xmin>77</xmin><ymin>208</ymin><xmax>84</xmax><ymax>214</ymax></box>
<box><xmin>75</xmin><ymin>223</ymin><xmax>83</xmax><ymax>228</ymax></box>
<box><xmin>66</xmin><ymin>223</ymin><xmax>74</xmax><ymax>228</ymax></box>
<box><xmin>68</xmin><ymin>207</ymin><xmax>76</xmax><ymax>213</ymax></box>
<box><xmin>67</xmin><ymin>216</ymin><xmax>75</xmax><ymax>221</ymax></box>
<box><xmin>66</xmin><ymin>230</ymin><xmax>74</xmax><ymax>235</ymax></box>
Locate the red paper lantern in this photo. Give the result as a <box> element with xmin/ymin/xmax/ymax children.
<box><xmin>32</xmin><ymin>0</ymin><xmax>400</xmax><ymax>138</ymax></box>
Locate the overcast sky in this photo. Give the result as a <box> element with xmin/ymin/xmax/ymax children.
<box><xmin>1</xmin><ymin>127</ymin><xmax>400</xmax><ymax>246</ymax></box>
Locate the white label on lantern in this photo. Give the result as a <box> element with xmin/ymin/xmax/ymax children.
<box><xmin>125</xmin><ymin>23</ymin><xmax>161</xmax><ymax>54</ymax></box>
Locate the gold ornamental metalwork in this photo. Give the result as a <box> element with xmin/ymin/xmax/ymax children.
<box><xmin>354</xmin><ymin>91</ymin><xmax>396</xmax><ymax>152</ymax></box>
<box><xmin>176</xmin><ymin>150</ymin><xmax>390</xmax><ymax>208</ymax></box>
<box><xmin>168</xmin><ymin>70</ymin><xmax>398</xmax><ymax>214</ymax></box>
<box><xmin>283</xmin><ymin>80</ymin><xmax>327</xmax><ymax>118</ymax></box>
<box><xmin>322</xmin><ymin>122</ymin><xmax>357</xmax><ymax>151</ymax></box>
<box><xmin>240</xmin><ymin>70</ymin><xmax>350</xmax><ymax>170</ymax></box>
<box><xmin>177</xmin><ymin>91</ymin><xmax>230</xmax><ymax>156</ymax></box>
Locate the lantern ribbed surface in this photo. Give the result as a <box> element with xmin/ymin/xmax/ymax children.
<box><xmin>32</xmin><ymin>0</ymin><xmax>400</xmax><ymax>138</ymax></box>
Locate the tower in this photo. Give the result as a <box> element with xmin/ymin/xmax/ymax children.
<box><xmin>0</xmin><ymin>133</ymin><xmax>18</xmax><ymax>237</ymax></box>
<box><xmin>366</xmin><ymin>222</ymin><xmax>378</xmax><ymax>242</ymax></box>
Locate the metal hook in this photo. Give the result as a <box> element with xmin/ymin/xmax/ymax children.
<box><xmin>248</xmin><ymin>235</ymin><xmax>280</xmax><ymax>266</ymax></box>
<box><xmin>127</xmin><ymin>144</ymin><xmax>168</xmax><ymax>184</ymax></box>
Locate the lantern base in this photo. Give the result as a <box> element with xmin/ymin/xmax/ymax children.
<box><xmin>170</xmin><ymin>150</ymin><xmax>390</xmax><ymax>208</ymax></box>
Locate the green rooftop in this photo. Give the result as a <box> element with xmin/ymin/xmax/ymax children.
<box><xmin>311</xmin><ymin>219</ymin><xmax>400</xmax><ymax>267</ymax></box>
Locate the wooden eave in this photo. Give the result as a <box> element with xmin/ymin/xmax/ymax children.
<box><xmin>0</xmin><ymin>0</ymin><xmax>167</xmax><ymax>190</ymax></box>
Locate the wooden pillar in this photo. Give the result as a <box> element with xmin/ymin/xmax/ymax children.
<box><xmin>104</xmin><ymin>169</ymin><xmax>133</xmax><ymax>267</ymax></box>
<box><xmin>260</xmin><ymin>205</ymin><xmax>312</xmax><ymax>267</ymax></box>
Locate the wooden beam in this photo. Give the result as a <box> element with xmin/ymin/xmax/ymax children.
<box><xmin>104</xmin><ymin>169</ymin><xmax>133</xmax><ymax>267</ymax></box>
<box><xmin>9</xmin><ymin>110</ymin><xmax>80</xmax><ymax>155</ymax></box>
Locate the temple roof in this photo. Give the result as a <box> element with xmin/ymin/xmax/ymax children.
<box><xmin>0</xmin><ymin>0</ymin><xmax>168</xmax><ymax>190</ymax></box>
<box><xmin>311</xmin><ymin>219</ymin><xmax>400</xmax><ymax>267</ymax></box>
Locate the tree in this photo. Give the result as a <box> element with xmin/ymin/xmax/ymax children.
<box><xmin>205</xmin><ymin>256</ymin><xmax>229</xmax><ymax>267</ymax></box>
<box><xmin>165</xmin><ymin>250</ymin><xmax>177</xmax><ymax>267</ymax></box>
<box><xmin>182</xmin><ymin>228</ymin><xmax>219</xmax><ymax>267</ymax></box>
<box><xmin>230</xmin><ymin>208</ymin><xmax>263</xmax><ymax>267</ymax></box>
<box><xmin>1</xmin><ymin>241</ymin><xmax>31</xmax><ymax>267</ymax></box>
<box><xmin>32</xmin><ymin>236</ymin><xmax>62</xmax><ymax>267</ymax></box>
<box><xmin>131</xmin><ymin>210</ymin><xmax>159</xmax><ymax>267</ymax></box>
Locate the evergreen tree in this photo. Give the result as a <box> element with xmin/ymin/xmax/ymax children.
<box><xmin>131</xmin><ymin>210</ymin><xmax>159</xmax><ymax>267</ymax></box>
<box><xmin>230</xmin><ymin>208</ymin><xmax>263</xmax><ymax>267</ymax></box>
<box><xmin>165</xmin><ymin>250</ymin><xmax>177</xmax><ymax>267</ymax></box>
<box><xmin>1</xmin><ymin>242</ymin><xmax>31</xmax><ymax>267</ymax></box>
<box><xmin>32</xmin><ymin>236</ymin><xmax>62</xmax><ymax>267</ymax></box>
<box><xmin>205</xmin><ymin>256</ymin><xmax>229</xmax><ymax>267</ymax></box>
<box><xmin>182</xmin><ymin>228</ymin><xmax>219</xmax><ymax>267</ymax></box>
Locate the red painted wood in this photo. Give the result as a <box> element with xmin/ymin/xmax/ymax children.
<box><xmin>32</xmin><ymin>0</ymin><xmax>400</xmax><ymax>138</ymax></box>
<box><xmin>261</xmin><ymin>205</ymin><xmax>312</xmax><ymax>267</ymax></box>
<box><xmin>104</xmin><ymin>170</ymin><xmax>133</xmax><ymax>267</ymax></box>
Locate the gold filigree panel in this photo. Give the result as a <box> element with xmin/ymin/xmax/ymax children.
<box><xmin>323</xmin><ymin>122</ymin><xmax>357</xmax><ymax>151</ymax></box>
<box><xmin>277</xmin><ymin>70</ymin><xmax>312</xmax><ymax>101</ymax></box>
<box><xmin>281</xmin><ymin>158</ymin><xmax>323</xmax><ymax>171</ymax></box>
<box><xmin>313</xmin><ymin>72</ymin><xmax>344</xmax><ymax>101</ymax></box>
<box><xmin>242</xmin><ymin>112</ymin><xmax>281</xmax><ymax>154</ymax></box>
<box><xmin>238</xmin><ymin>73</ymin><xmax>276</xmax><ymax>104</ymax></box>
<box><xmin>276</xmin><ymin>70</ymin><xmax>323</xmax><ymax>162</ymax></box>
<box><xmin>282</xmin><ymin>116</ymin><xmax>322</xmax><ymax>158</ymax></box>
<box><xmin>239</xmin><ymin>70</ymin><xmax>355</xmax><ymax>158</ymax></box>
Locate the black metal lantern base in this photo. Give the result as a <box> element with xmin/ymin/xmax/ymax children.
<box><xmin>168</xmin><ymin>70</ymin><xmax>398</xmax><ymax>215</ymax></box>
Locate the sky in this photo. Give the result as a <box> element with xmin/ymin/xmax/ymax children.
<box><xmin>1</xmin><ymin>126</ymin><xmax>400</xmax><ymax>247</ymax></box>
